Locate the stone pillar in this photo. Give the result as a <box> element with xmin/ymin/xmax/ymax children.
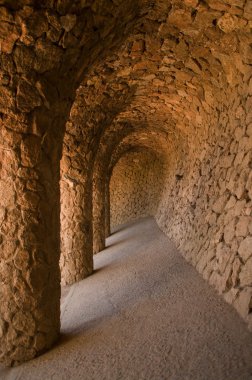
<box><xmin>93</xmin><ymin>175</ymin><xmax>106</xmax><ymax>254</ymax></box>
<box><xmin>0</xmin><ymin>113</ymin><xmax>62</xmax><ymax>366</ymax></box>
<box><xmin>60</xmin><ymin>167</ymin><xmax>93</xmax><ymax>285</ymax></box>
<box><xmin>105</xmin><ymin>181</ymin><xmax>111</xmax><ymax>238</ymax></box>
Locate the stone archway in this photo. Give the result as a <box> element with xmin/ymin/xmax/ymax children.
<box><xmin>109</xmin><ymin>148</ymin><xmax>165</xmax><ymax>229</ymax></box>
<box><xmin>0</xmin><ymin>0</ymin><xmax>144</xmax><ymax>365</ymax></box>
<box><xmin>0</xmin><ymin>0</ymin><xmax>252</xmax><ymax>368</ymax></box>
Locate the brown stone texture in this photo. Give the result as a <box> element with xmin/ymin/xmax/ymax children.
<box><xmin>110</xmin><ymin>150</ymin><xmax>164</xmax><ymax>228</ymax></box>
<box><xmin>60</xmin><ymin>128</ymin><xmax>93</xmax><ymax>285</ymax></box>
<box><xmin>0</xmin><ymin>0</ymin><xmax>144</xmax><ymax>366</ymax></box>
<box><xmin>0</xmin><ymin>0</ymin><xmax>252</xmax><ymax>367</ymax></box>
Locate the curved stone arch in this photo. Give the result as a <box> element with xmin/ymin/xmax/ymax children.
<box><xmin>0</xmin><ymin>0</ymin><xmax>147</xmax><ymax>365</ymax></box>
<box><xmin>59</xmin><ymin>0</ymin><xmax>251</xmax><ymax>282</ymax></box>
<box><xmin>0</xmin><ymin>0</ymin><xmax>251</xmax><ymax>366</ymax></box>
<box><xmin>60</xmin><ymin>81</ymin><xmax>137</xmax><ymax>285</ymax></box>
<box><xmin>109</xmin><ymin>146</ymin><xmax>166</xmax><ymax>229</ymax></box>
<box><xmin>58</xmin><ymin>0</ymin><xmax>252</xmax><ymax>308</ymax></box>
<box><xmin>92</xmin><ymin>126</ymin><xmax>182</xmax><ymax>254</ymax></box>
<box><xmin>92</xmin><ymin>124</ymin><xmax>171</xmax><ymax>253</ymax></box>
<box><xmin>105</xmin><ymin>130</ymin><xmax>178</xmax><ymax>238</ymax></box>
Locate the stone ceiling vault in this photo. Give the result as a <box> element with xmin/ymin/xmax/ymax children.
<box><xmin>0</xmin><ymin>0</ymin><xmax>251</xmax><ymax>367</ymax></box>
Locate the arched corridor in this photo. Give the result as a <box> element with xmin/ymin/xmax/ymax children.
<box><xmin>0</xmin><ymin>0</ymin><xmax>251</xmax><ymax>373</ymax></box>
<box><xmin>110</xmin><ymin>149</ymin><xmax>165</xmax><ymax>228</ymax></box>
<box><xmin>1</xmin><ymin>218</ymin><xmax>252</xmax><ymax>379</ymax></box>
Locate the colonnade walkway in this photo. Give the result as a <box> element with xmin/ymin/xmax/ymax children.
<box><xmin>1</xmin><ymin>217</ymin><xmax>252</xmax><ymax>380</ymax></box>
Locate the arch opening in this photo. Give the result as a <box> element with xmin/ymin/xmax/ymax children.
<box><xmin>110</xmin><ymin>148</ymin><xmax>165</xmax><ymax>229</ymax></box>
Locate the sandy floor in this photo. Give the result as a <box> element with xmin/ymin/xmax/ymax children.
<box><xmin>1</xmin><ymin>217</ymin><xmax>252</xmax><ymax>380</ymax></box>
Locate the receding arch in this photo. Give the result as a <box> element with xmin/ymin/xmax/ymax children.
<box><xmin>0</xmin><ymin>0</ymin><xmax>146</xmax><ymax>365</ymax></box>
<box><xmin>1</xmin><ymin>0</ymin><xmax>251</xmax><ymax>367</ymax></box>
<box><xmin>109</xmin><ymin>147</ymin><xmax>165</xmax><ymax>229</ymax></box>
<box><xmin>92</xmin><ymin>125</ymin><xmax>186</xmax><ymax>255</ymax></box>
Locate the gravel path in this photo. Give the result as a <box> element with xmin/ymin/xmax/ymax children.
<box><xmin>1</xmin><ymin>217</ymin><xmax>252</xmax><ymax>380</ymax></box>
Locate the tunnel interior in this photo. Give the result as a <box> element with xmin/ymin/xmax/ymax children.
<box><xmin>0</xmin><ymin>0</ymin><xmax>251</xmax><ymax>367</ymax></box>
<box><xmin>110</xmin><ymin>148</ymin><xmax>165</xmax><ymax>228</ymax></box>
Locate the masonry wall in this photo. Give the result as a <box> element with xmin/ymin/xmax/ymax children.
<box><xmin>110</xmin><ymin>151</ymin><xmax>164</xmax><ymax>229</ymax></box>
<box><xmin>155</xmin><ymin>87</ymin><xmax>252</xmax><ymax>329</ymax></box>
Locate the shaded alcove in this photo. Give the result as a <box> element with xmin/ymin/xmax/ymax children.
<box><xmin>110</xmin><ymin>149</ymin><xmax>165</xmax><ymax>229</ymax></box>
<box><xmin>92</xmin><ymin>126</ymin><xmax>181</xmax><ymax>256</ymax></box>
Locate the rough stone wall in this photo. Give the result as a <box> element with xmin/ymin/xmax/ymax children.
<box><xmin>110</xmin><ymin>150</ymin><xmax>164</xmax><ymax>228</ymax></box>
<box><xmin>83</xmin><ymin>0</ymin><xmax>252</xmax><ymax>329</ymax></box>
<box><xmin>0</xmin><ymin>0</ymin><xmax>147</xmax><ymax>366</ymax></box>
<box><xmin>1</xmin><ymin>0</ymin><xmax>252</xmax><ymax>368</ymax></box>
<box><xmin>156</xmin><ymin>86</ymin><xmax>252</xmax><ymax>329</ymax></box>
<box><xmin>60</xmin><ymin>0</ymin><xmax>252</xmax><ymax>332</ymax></box>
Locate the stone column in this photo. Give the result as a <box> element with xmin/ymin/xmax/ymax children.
<box><xmin>60</xmin><ymin>167</ymin><xmax>93</xmax><ymax>285</ymax></box>
<box><xmin>93</xmin><ymin>175</ymin><xmax>106</xmax><ymax>254</ymax></box>
<box><xmin>0</xmin><ymin>112</ymin><xmax>62</xmax><ymax>366</ymax></box>
<box><xmin>105</xmin><ymin>180</ymin><xmax>111</xmax><ymax>238</ymax></box>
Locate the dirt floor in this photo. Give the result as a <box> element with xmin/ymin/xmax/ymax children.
<box><xmin>1</xmin><ymin>217</ymin><xmax>252</xmax><ymax>380</ymax></box>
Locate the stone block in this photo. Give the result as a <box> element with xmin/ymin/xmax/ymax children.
<box><xmin>238</xmin><ymin>236</ymin><xmax>252</xmax><ymax>261</ymax></box>
<box><xmin>236</xmin><ymin>216</ymin><xmax>251</xmax><ymax>237</ymax></box>
<box><xmin>239</xmin><ymin>256</ymin><xmax>252</xmax><ymax>287</ymax></box>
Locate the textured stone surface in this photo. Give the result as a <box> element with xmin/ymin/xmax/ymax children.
<box><xmin>1</xmin><ymin>218</ymin><xmax>252</xmax><ymax>380</ymax></box>
<box><xmin>110</xmin><ymin>151</ymin><xmax>164</xmax><ymax>228</ymax></box>
<box><xmin>0</xmin><ymin>0</ymin><xmax>145</xmax><ymax>365</ymax></box>
<box><xmin>0</xmin><ymin>0</ymin><xmax>252</xmax><ymax>367</ymax></box>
